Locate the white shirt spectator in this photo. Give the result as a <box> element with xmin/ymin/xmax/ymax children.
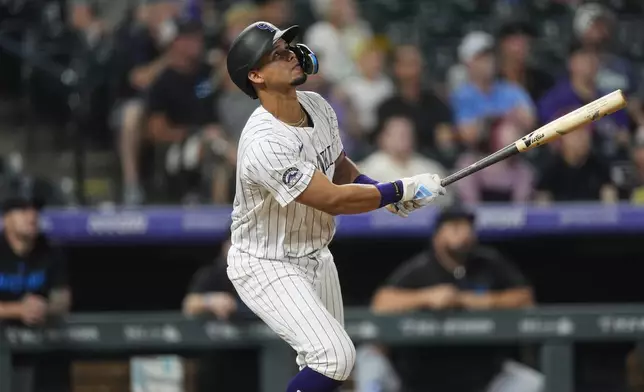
<box><xmin>358</xmin><ymin>115</ymin><xmax>453</xmax><ymax>206</ymax></box>
<box><xmin>304</xmin><ymin>0</ymin><xmax>373</xmax><ymax>83</ymax></box>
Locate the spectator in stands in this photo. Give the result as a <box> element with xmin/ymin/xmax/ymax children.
<box><xmin>340</xmin><ymin>38</ymin><xmax>394</xmax><ymax>136</ymax></box>
<box><xmin>357</xmin><ymin>206</ymin><xmax>539</xmax><ymax>392</ymax></box>
<box><xmin>455</xmin><ymin>119</ymin><xmax>535</xmax><ymax>204</ymax></box>
<box><xmin>538</xmin><ymin>41</ymin><xmax>631</xmax><ymax>161</ymax></box>
<box><xmin>255</xmin><ymin>0</ymin><xmax>293</xmax><ymax>29</ymax></box>
<box><xmin>146</xmin><ymin>17</ymin><xmax>236</xmax><ymax>204</ymax></box>
<box><xmin>377</xmin><ymin>45</ymin><xmax>457</xmax><ymax>168</ymax></box>
<box><xmin>69</xmin><ymin>0</ymin><xmax>108</xmax><ymax>46</ymax></box>
<box><xmin>213</xmin><ymin>62</ymin><xmax>258</xmax><ymax>202</ymax></box>
<box><xmin>217</xmin><ymin>3</ymin><xmax>259</xmax><ymax>53</ymax></box>
<box><xmin>216</xmin><ymin>64</ymin><xmax>259</xmax><ymax>145</ymax></box>
<box><xmin>574</xmin><ymin>3</ymin><xmax>644</xmax><ymax>131</ymax></box>
<box><xmin>301</xmin><ymin>65</ymin><xmax>364</xmax><ymax>159</ymax></box>
<box><xmin>305</xmin><ymin>0</ymin><xmax>373</xmax><ymax>84</ymax></box>
<box><xmin>358</xmin><ymin>115</ymin><xmax>449</xmax><ymax>198</ymax></box>
<box><xmin>212</xmin><ymin>3</ymin><xmax>261</xmax><ymax>140</ymax></box>
<box><xmin>535</xmin><ymin>122</ymin><xmax>618</xmax><ymax>203</ymax></box>
<box><xmin>182</xmin><ymin>230</ymin><xmax>258</xmax><ymax>392</ymax></box>
<box><xmin>451</xmin><ymin>31</ymin><xmax>535</xmax><ymax>151</ymax></box>
<box><xmin>358</xmin><ymin>115</ymin><xmax>451</xmax><ymax>206</ymax></box>
<box><xmin>497</xmin><ymin>21</ymin><xmax>554</xmax><ymax>103</ymax></box>
<box><xmin>111</xmin><ymin>4</ymin><xmax>175</xmax><ymax>205</ymax></box>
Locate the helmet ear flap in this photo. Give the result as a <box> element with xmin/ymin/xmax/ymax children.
<box><xmin>291</xmin><ymin>43</ymin><xmax>319</xmax><ymax>75</ymax></box>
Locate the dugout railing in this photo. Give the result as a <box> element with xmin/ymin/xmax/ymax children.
<box><xmin>2</xmin><ymin>305</ymin><xmax>644</xmax><ymax>392</ymax></box>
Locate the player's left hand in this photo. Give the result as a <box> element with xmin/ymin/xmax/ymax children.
<box><xmin>385</xmin><ymin>201</ymin><xmax>412</xmax><ymax>218</ymax></box>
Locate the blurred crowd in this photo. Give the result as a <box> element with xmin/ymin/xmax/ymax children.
<box><xmin>3</xmin><ymin>2</ymin><xmax>644</xmax><ymax>392</ymax></box>
<box><xmin>2</xmin><ymin>0</ymin><xmax>644</xmax><ymax>206</ymax></box>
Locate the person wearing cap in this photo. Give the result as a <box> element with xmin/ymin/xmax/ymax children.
<box><xmin>0</xmin><ymin>195</ymin><xmax>72</xmax><ymax>392</ymax></box>
<box><xmin>362</xmin><ymin>206</ymin><xmax>537</xmax><ymax>392</ymax></box>
<box><xmin>182</xmin><ymin>229</ymin><xmax>257</xmax><ymax>391</ymax></box>
<box><xmin>146</xmin><ymin>17</ymin><xmax>237</xmax><ymax>203</ymax></box>
<box><xmin>537</xmin><ymin>40</ymin><xmax>631</xmax><ymax>161</ymax></box>
<box><xmin>450</xmin><ymin>31</ymin><xmax>536</xmax><ymax>150</ymax></box>
<box><xmin>0</xmin><ymin>195</ymin><xmax>70</xmax><ymax>324</ymax></box>
<box><xmin>497</xmin><ymin>21</ymin><xmax>554</xmax><ymax>103</ymax></box>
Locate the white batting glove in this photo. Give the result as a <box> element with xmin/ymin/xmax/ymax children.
<box><xmin>385</xmin><ymin>201</ymin><xmax>412</xmax><ymax>218</ymax></box>
<box><xmin>399</xmin><ymin>173</ymin><xmax>446</xmax><ymax>207</ymax></box>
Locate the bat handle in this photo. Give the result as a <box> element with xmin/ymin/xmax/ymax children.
<box><xmin>440</xmin><ymin>172</ymin><xmax>463</xmax><ymax>188</ymax></box>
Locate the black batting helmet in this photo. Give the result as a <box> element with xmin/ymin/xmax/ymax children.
<box><xmin>226</xmin><ymin>21</ymin><xmax>319</xmax><ymax>99</ymax></box>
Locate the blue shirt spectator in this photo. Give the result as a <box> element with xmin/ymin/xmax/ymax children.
<box><xmin>451</xmin><ymin>80</ymin><xmax>534</xmax><ymax>127</ymax></box>
<box><xmin>451</xmin><ymin>31</ymin><xmax>535</xmax><ymax>149</ymax></box>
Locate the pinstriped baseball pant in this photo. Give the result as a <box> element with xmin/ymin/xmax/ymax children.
<box><xmin>227</xmin><ymin>246</ymin><xmax>356</xmax><ymax>381</ymax></box>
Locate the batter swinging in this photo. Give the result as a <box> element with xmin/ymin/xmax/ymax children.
<box><xmin>225</xmin><ymin>21</ymin><xmax>447</xmax><ymax>392</ymax></box>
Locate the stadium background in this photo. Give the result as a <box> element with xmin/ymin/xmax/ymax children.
<box><xmin>2</xmin><ymin>0</ymin><xmax>644</xmax><ymax>391</ymax></box>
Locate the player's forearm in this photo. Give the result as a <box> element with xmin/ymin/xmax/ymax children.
<box><xmin>371</xmin><ymin>289</ymin><xmax>427</xmax><ymax>314</ymax></box>
<box><xmin>326</xmin><ymin>181</ymin><xmax>405</xmax><ymax>215</ymax></box>
<box><xmin>323</xmin><ymin>184</ymin><xmax>382</xmax><ymax>215</ymax></box>
<box><xmin>0</xmin><ymin>301</ymin><xmax>22</xmax><ymax>319</ymax></box>
<box><xmin>298</xmin><ymin>171</ymin><xmax>403</xmax><ymax>215</ymax></box>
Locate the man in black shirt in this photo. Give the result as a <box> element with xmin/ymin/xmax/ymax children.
<box><xmin>376</xmin><ymin>45</ymin><xmax>457</xmax><ymax>167</ymax></box>
<box><xmin>535</xmin><ymin>124</ymin><xmax>619</xmax><ymax>203</ymax></box>
<box><xmin>0</xmin><ymin>195</ymin><xmax>70</xmax><ymax>321</ymax></box>
<box><xmin>146</xmin><ymin>17</ymin><xmax>236</xmax><ymax>203</ymax></box>
<box><xmin>497</xmin><ymin>21</ymin><xmax>555</xmax><ymax>104</ymax></box>
<box><xmin>356</xmin><ymin>206</ymin><xmax>538</xmax><ymax>392</ymax></box>
<box><xmin>0</xmin><ymin>193</ymin><xmax>71</xmax><ymax>392</ymax></box>
<box><xmin>182</xmin><ymin>233</ymin><xmax>258</xmax><ymax>391</ymax></box>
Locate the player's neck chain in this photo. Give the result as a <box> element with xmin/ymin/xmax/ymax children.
<box><xmin>284</xmin><ymin>108</ymin><xmax>307</xmax><ymax>127</ymax></box>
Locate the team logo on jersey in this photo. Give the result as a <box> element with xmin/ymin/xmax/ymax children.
<box><xmin>282</xmin><ymin>167</ymin><xmax>303</xmax><ymax>188</ymax></box>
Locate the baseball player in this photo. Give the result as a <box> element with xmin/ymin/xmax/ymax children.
<box><xmin>225</xmin><ymin>21</ymin><xmax>447</xmax><ymax>392</ymax></box>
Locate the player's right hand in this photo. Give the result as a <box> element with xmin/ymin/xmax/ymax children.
<box><xmin>398</xmin><ymin>173</ymin><xmax>446</xmax><ymax>206</ymax></box>
<box><xmin>385</xmin><ymin>201</ymin><xmax>412</xmax><ymax>218</ymax></box>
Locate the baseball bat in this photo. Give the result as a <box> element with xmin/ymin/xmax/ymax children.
<box><xmin>440</xmin><ymin>89</ymin><xmax>628</xmax><ymax>187</ymax></box>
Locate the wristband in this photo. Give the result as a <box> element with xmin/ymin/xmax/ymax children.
<box><xmin>376</xmin><ymin>180</ymin><xmax>403</xmax><ymax>208</ymax></box>
<box><xmin>353</xmin><ymin>174</ymin><xmax>379</xmax><ymax>185</ymax></box>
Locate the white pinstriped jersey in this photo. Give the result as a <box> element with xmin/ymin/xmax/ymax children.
<box><xmin>230</xmin><ymin>90</ymin><xmax>344</xmax><ymax>260</ymax></box>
